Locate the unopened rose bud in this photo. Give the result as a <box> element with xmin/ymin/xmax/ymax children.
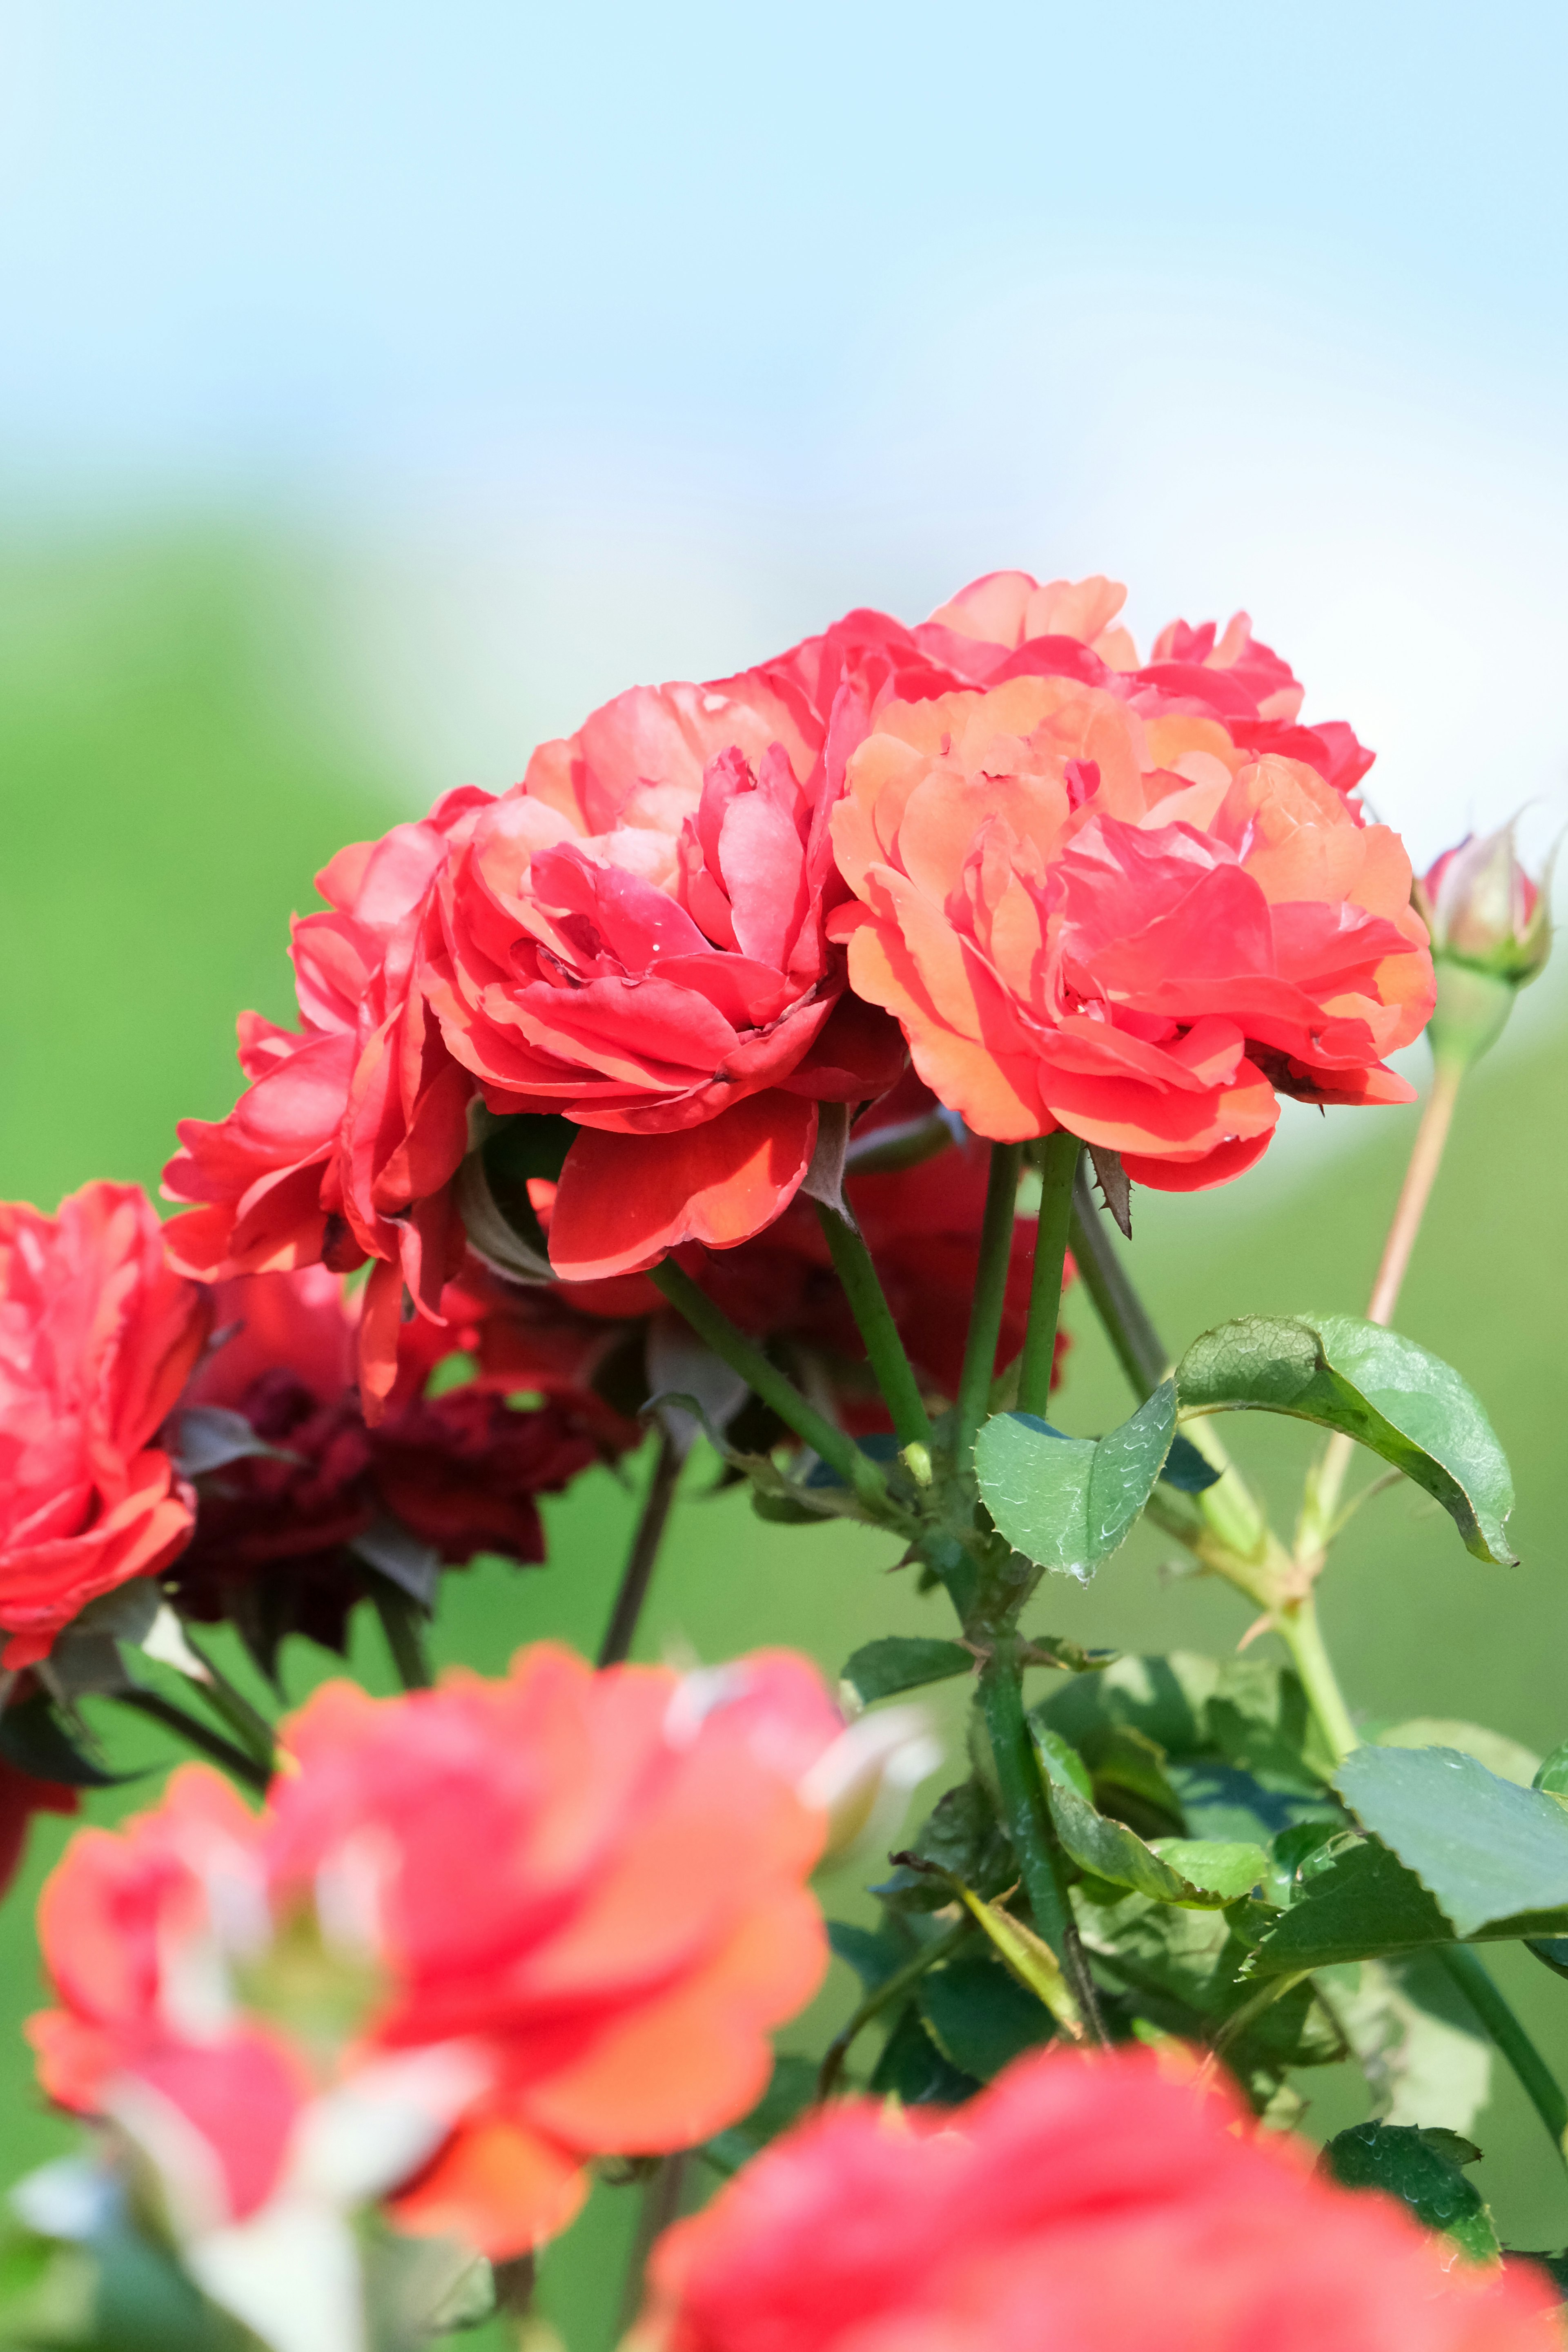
<box><xmin>798</xmin><ymin>1704</ymin><xmax>942</xmax><ymax>1866</ymax></box>
<box><xmin>1414</xmin><ymin>820</ymin><xmax>1556</xmax><ymax>1071</ymax></box>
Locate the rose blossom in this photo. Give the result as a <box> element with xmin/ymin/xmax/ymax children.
<box><xmin>828</xmin><ymin>670</ymin><xmax>1432</xmax><ymax>1186</ymax></box>
<box><xmin>170</xmin><ymin>1267</ymin><xmax>604</xmax><ymax>1668</ymax></box>
<box><xmin>420</xmin><ymin>664</ymin><xmax>907</xmax><ymax>1283</ymax></box>
<box><xmin>162</xmin><ymin>794</ymin><xmax>486</xmax><ymax>1411</ymax></box>
<box><xmin>0</xmin><ymin>1182</ymin><xmax>211</xmax><ymax>1669</ymax></box>
<box><xmin>29</xmin><ymin>1643</ymin><xmax>843</xmax><ymax>2257</ymax></box>
<box><xmin>636</xmin><ymin>2047</ymin><xmax>1556</xmax><ymax>2352</ymax></box>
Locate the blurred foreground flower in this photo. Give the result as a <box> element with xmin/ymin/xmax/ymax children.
<box><xmin>1416</xmin><ymin>822</ymin><xmax>1556</xmax><ymax>1073</ymax></box>
<box><xmin>634</xmin><ymin>2047</ymin><xmax>1557</xmax><ymax>2352</ymax></box>
<box><xmin>0</xmin><ymin>1182</ymin><xmax>210</xmax><ymax>1670</ymax></box>
<box><xmin>22</xmin><ymin>1643</ymin><xmax>847</xmax><ymax>2347</ymax></box>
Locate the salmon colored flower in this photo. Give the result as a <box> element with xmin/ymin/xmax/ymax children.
<box><xmin>637</xmin><ymin>2047</ymin><xmax>1557</xmax><ymax>2352</ymax></box>
<box><xmin>171</xmin><ymin>1269</ymin><xmax>603</xmax><ymax>1669</ymax></box>
<box><xmin>422</xmin><ymin>669</ymin><xmax>906</xmax><ymax>1283</ymax></box>
<box><xmin>829</xmin><ymin>675</ymin><xmax>1432</xmax><ymax>1185</ymax></box>
<box><xmin>29</xmin><ymin>1643</ymin><xmax>841</xmax><ymax>2259</ymax></box>
<box><xmin>913</xmin><ymin>570</ymin><xmax>1375</xmax><ymax>798</ymax></box>
<box><xmin>0</xmin><ymin>1183</ymin><xmax>210</xmax><ymax>1670</ymax></box>
<box><xmin>162</xmin><ymin>794</ymin><xmax>488</xmax><ymax>1413</ymax></box>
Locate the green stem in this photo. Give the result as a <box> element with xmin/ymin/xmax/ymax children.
<box><xmin>814</xmin><ymin>1203</ymin><xmax>933</xmax><ymax>1453</ymax></box>
<box><xmin>1017</xmin><ymin>1133</ymin><xmax>1080</xmax><ymax>1419</ymax></box>
<box><xmin>108</xmin><ymin>1688</ymin><xmax>271</xmax><ymax>1792</ymax></box>
<box><xmin>174</xmin><ymin>1627</ymin><xmax>278</xmax><ymax>1769</ymax></box>
<box><xmin>954</xmin><ymin>1144</ymin><xmax>1022</xmax><ymax>1469</ymax></box>
<box><xmin>650</xmin><ymin>1259</ymin><xmax>899</xmax><ymax>1523</ymax></box>
<box><xmin>1066</xmin><ymin>1163</ymin><xmax>1166</xmax><ymax>1399</ymax></box>
<box><xmin>598</xmin><ymin>1427</ymin><xmax>684</xmax><ymax>1668</ymax></box>
<box><xmin>615</xmin><ymin>2155</ymin><xmax>689</xmax><ymax>2341</ymax></box>
<box><xmin>1274</xmin><ymin>1595</ymin><xmax>1359</xmax><ymax>1767</ymax></box>
<box><xmin>367</xmin><ymin>1574</ymin><xmax>434</xmax><ymax>1692</ymax></box>
<box><xmin>1438</xmin><ymin>1945</ymin><xmax>1568</xmax><ymax>2171</ymax></box>
<box><xmin>978</xmin><ymin>1644</ymin><xmax>1104</xmax><ymax>2038</ymax></box>
<box><xmin>817</xmin><ymin>1917</ymin><xmax>973</xmax><ymax>2098</ymax></box>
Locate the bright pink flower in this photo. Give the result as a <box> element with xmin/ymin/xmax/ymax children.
<box><xmin>639</xmin><ymin>2048</ymin><xmax>1557</xmax><ymax>2352</ymax></box>
<box><xmin>0</xmin><ymin>1183</ymin><xmax>210</xmax><ymax>1669</ymax></box>
<box><xmin>172</xmin><ymin>1268</ymin><xmax>604</xmax><ymax>1665</ymax></box>
<box><xmin>162</xmin><ymin>796</ymin><xmax>486</xmax><ymax>1413</ymax></box>
<box><xmin>30</xmin><ymin>1644</ymin><xmax>842</xmax><ymax>2258</ymax></box>
<box><xmin>421</xmin><ymin>670</ymin><xmax>906</xmax><ymax>1282</ymax></box>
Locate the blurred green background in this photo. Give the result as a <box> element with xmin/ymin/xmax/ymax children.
<box><xmin>1</xmin><ymin>531</ymin><xmax>1565</xmax><ymax>2345</ymax></box>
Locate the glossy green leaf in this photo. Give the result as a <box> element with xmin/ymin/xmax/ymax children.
<box><xmin>919</xmin><ymin>1948</ymin><xmax>1057</xmax><ymax>2079</ymax></box>
<box><xmin>1175</xmin><ymin>1314</ymin><xmax>1515</xmax><ymax>1565</ymax></box>
<box><xmin>1372</xmin><ymin>1719</ymin><xmax>1541</xmax><ymax>1789</ymax></box>
<box><xmin>1337</xmin><ymin>1744</ymin><xmax>1568</xmax><ymax>1938</ymax></box>
<box><xmin>841</xmin><ymin>1636</ymin><xmax>973</xmax><ymax>1706</ymax></box>
<box><xmin>1534</xmin><ymin>1740</ymin><xmax>1568</xmax><ymax>1797</ymax></box>
<box><xmin>0</xmin><ymin>1694</ymin><xmax>137</xmax><ymax>1788</ymax></box>
<box><xmin>1149</xmin><ymin>1839</ymin><xmax>1269</xmax><ymax>1903</ymax></box>
<box><xmin>973</xmin><ymin>1381</ymin><xmax>1176</xmax><ymax>1576</ymax></box>
<box><xmin>1247</xmin><ymin>1837</ymin><xmax>1455</xmax><ymax>1975</ymax></box>
<box><xmin>1321</xmin><ymin>2121</ymin><xmax>1499</xmax><ymax>2263</ymax></box>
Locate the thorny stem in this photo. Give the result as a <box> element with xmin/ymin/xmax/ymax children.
<box><xmin>1067</xmin><ymin>1164</ymin><xmax>1167</xmax><ymax>1399</ymax></box>
<box><xmin>814</xmin><ymin>1203</ymin><xmax>933</xmax><ymax>1454</ymax></box>
<box><xmin>650</xmin><ymin>1260</ymin><xmax>900</xmax><ymax>1524</ymax></box>
<box><xmin>598</xmin><ymin>1428</ymin><xmax>684</xmax><ymax>1668</ymax></box>
<box><xmin>367</xmin><ymin>1574</ymin><xmax>434</xmax><ymax>1692</ymax></box>
<box><xmin>817</xmin><ymin>1917</ymin><xmax>974</xmax><ymax>2099</ymax></box>
<box><xmin>954</xmin><ymin>1145</ymin><xmax>1023</xmax><ymax>1471</ymax></box>
<box><xmin>978</xmin><ymin>1645</ymin><xmax>1106</xmax><ymax>2040</ymax></box>
<box><xmin>1016</xmin><ymin>1134</ymin><xmax>1080</xmax><ymax>1420</ymax></box>
<box><xmin>1299</xmin><ymin>1058</ymin><xmax>1466</xmax><ymax>1567</ymax></box>
<box><xmin>108</xmin><ymin>1688</ymin><xmax>272</xmax><ymax>1791</ymax></box>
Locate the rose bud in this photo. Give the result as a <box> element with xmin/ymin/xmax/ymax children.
<box><xmin>1416</xmin><ymin>821</ymin><xmax>1556</xmax><ymax>1071</ymax></box>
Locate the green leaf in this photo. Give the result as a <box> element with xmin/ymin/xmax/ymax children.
<box><xmin>1321</xmin><ymin>2121</ymin><xmax>1499</xmax><ymax>2263</ymax></box>
<box><xmin>0</xmin><ymin>1694</ymin><xmax>137</xmax><ymax>1788</ymax></box>
<box><xmin>1337</xmin><ymin>1745</ymin><xmax>1568</xmax><ymax>1938</ymax></box>
<box><xmin>939</xmin><ymin>1879</ymin><xmax>1085</xmax><ymax>2040</ymax></box>
<box><xmin>1031</xmin><ymin>1723</ymin><xmax>1094</xmax><ymax>1802</ymax></box>
<box><xmin>703</xmin><ymin>2055</ymin><xmax>821</xmax><ymax>2175</ymax></box>
<box><xmin>1371</xmin><ymin>1719</ymin><xmax>1542</xmax><ymax>1789</ymax></box>
<box><xmin>1175</xmin><ymin>1313</ymin><xmax>1516</xmax><ymax>1565</ymax></box>
<box><xmin>1332</xmin><ymin>1954</ymin><xmax>1492</xmax><ymax>2132</ymax></box>
<box><xmin>1247</xmin><ymin>1837</ymin><xmax>1455</xmax><ymax>1975</ymax></box>
<box><xmin>1535</xmin><ymin>1741</ymin><xmax>1568</xmax><ymax>1798</ymax></box>
<box><xmin>840</xmin><ymin>1637</ymin><xmax>973</xmax><ymax>1706</ymax></box>
<box><xmin>1149</xmin><ymin>1839</ymin><xmax>1270</xmax><ymax>1903</ymax></box>
<box><xmin>869</xmin><ymin>2006</ymin><xmax>982</xmax><ymax>2105</ymax></box>
<box><xmin>826</xmin><ymin>1919</ymin><xmax>911</xmax><ymax>1993</ymax></box>
<box><xmin>919</xmin><ymin>1948</ymin><xmax>1057</xmax><ymax>2079</ymax></box>
<box><xmin>1042</xmin><ymin>1770</ymin><xmax>1256</xmax><ymax>1908</ymax></box>
<box><xmin>973</xmin><ymin>1382</ymin><xmax>1177</xmax><ymax>1576</ymax></box>
<box><xmin>873</xmin><ymin>1780</ymin><xmax>1011</xmax><ymax>1915</ymax></box>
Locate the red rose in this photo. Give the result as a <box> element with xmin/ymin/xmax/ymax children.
<box><xmin>0</xmin><ymin>1754</ymin><xmax>77</xmax><ymax>1902</ymax></box>
<box><xmin>639</xmin><ymin>2047</ymin><xmax>1556</xmax><ymax>2352</ymax></box>
<box><xmin>829</xmin><ymin>673</ymin><xmax>1432</xmax><ymax>1186</ymax></box>
<box><xmin>421</xmin><ymin>669</ymin><xmax>906</xmax><ymax>1283</ymax></box>
<box><xmin>173</xmin><ymin>1269</ymin><xmax>602</xmax><ymax>1665</ymax></box>
<box><xmin>29</xmin><ymin>1645</ymin><xmax>841</xmax><ymax>2257</ymax></box>
<box><xmin>0</xmin><ymin>1182</ymin><xmax>210</xmax><ymax>1669</ymax></box>
<box><xmin>162</xmin><ymin>796</ymin><xmax>486</xmax><ymax>1411</ymax></box>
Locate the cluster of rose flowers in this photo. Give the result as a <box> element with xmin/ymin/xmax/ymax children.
<box><xmin>1</xmin><ymin>568</ymin><xmax>1557</xmax><ymax>2350</ymax></box>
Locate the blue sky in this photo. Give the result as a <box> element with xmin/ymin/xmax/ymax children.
<box><xmin>3</xmin><ymin>0</ymin><xmax>1565</xmax><ymax>869</ymax></box>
